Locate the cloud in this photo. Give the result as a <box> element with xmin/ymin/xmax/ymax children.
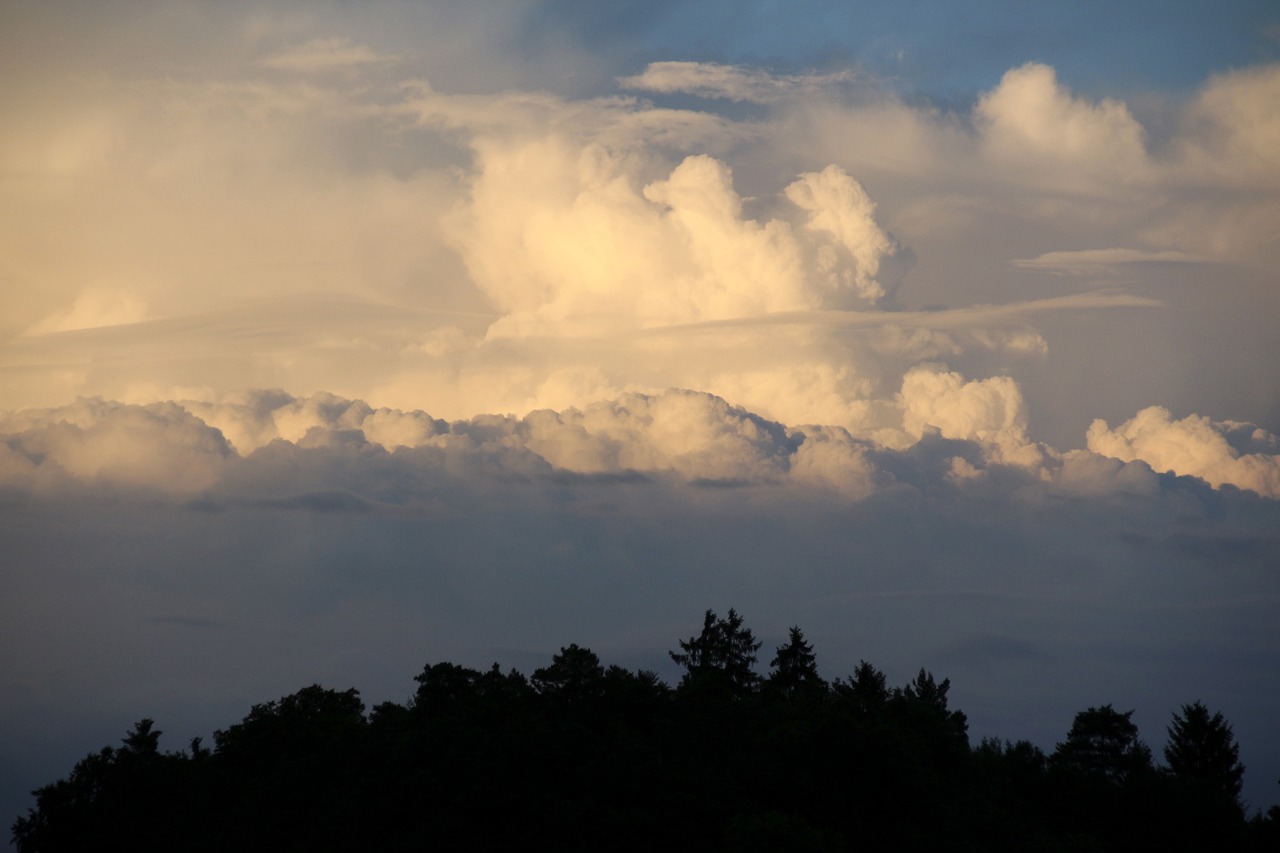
<box><xmin>15</xmin><ymin>387</ymin><xmax>1278</xmax><ymax>509</ymax></box>
<box><xmin>1087</xmin><ymin>406</ymin><xmax>1280</xmax><ymax>498</ymax></box>
<box><xmin>785</xmin><ymin>165</ymin><xmax>896</xmax><ymax>303</ymax></box>
<box><xmin>974</xmin><ymin>63</ymin><xmax>1150</xmax><ymax>188</ymax></box>
<box><xmin>0</xmin><ymin>389</ymin><xmax>947</xmax><ymax>501</ymax></box>
<box><xmin>258</xmin><ymin>37</ymin><xmax>398</xmax><ymax>73</ymax></box>
<box><xmin>1010</xmin><ymin>248</ymin><xmax>1212</xmax><ymax>275</ymax></box>
<box><xmin>24</xmin><ymin>287</ymin><xmax>151</xmax><ymax>335</ymax></box>
<box><xmin>3</xmin><ymin>41</ymin><xmax>1275</xmax><ymax>451</ymax></box>
<box><xmin>618</xmin><ymin>61</ymin><xmax>855</xmax><ymax>103</ymax></box>
<box><xmin>446</xmin><ymin>135</ymin><xmax>896</xmax><ymax>339</ymax></box>
<box><xmin>0</xmin><ymin>399</ymin><xmax>231</xmax><ymax>493</ymax></box>
<box><xmin>1176</xmin><ymin>64</ymin><xmax>1280</xmax><ymax>188</ymax></box>
<box><xmin>896</xmin><ymin>364</ymin><xmax>1037</xmax><ymax>465</ymax></box>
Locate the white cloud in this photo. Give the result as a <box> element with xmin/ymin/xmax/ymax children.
<box><xmin>785</xmin><ymin>165</ymin><xmax>896</xmax><ymax>303</ymax></box>
<box><xmin>974</xmin><ymin>63</ymin><xmax>1150</xmax><ymax>189</ymax></box>
<box><xmin>0</xmin><ymin>399</ymin><xmax>231</xmax><ymax>493</ymax></box>
<box><xmin>1176</xmin><ymin>64</ymin><xmax>1280</xmax><ymax>188</ymax></box>
<box><xmin>895</xmin><ymin>364</ymin><xmax>1040</xmax><ymax>466</ymax></box>
<box><xmin>1087</xmin><ymin>406</ymin><xmax>1280</xmax><ymax>498</ymax></box>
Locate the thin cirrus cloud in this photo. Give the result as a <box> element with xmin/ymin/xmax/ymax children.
<box><xmin>618</xmin><ymin>60</ymin><xmax>858</xmax><ymax>103</ymax></box>
<box><xmin>257</xmin><ymin>37</ymin><xmax>399</xmax><ymax>73</ymax></box>
<box><xmin>1010</xmin><ymin>248</ymin><xmax>1212</xmax><ymax>275</ymax></box>
<box><xmin>1</xmin><ymin>1</ymin><xmax>1279</xmax><ymax>829</ymax></box>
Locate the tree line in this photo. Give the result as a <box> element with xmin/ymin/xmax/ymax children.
<box><xmin>12</xmin><ymin>609</ymin><xmax>1279</xmax><ymax>851</ymax></box>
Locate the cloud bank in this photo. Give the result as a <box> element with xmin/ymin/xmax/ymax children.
<box><xmin>4</xmin><ymin>43</ymin><xmax>1278</xmax><ymax>446</ymax></box>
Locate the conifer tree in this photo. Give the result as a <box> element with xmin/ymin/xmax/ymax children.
<box><xmin>670</xmin><ymin>608</ymin><xmax>762</xmax><ymax>697</ymax></box>
<box><xmin>1164</xmin><ymin>702</ymin><xmax>1244</xmax><ymax>805</ymax></box>
<box><xmin>766</xmin><ymin>626</ymin><xmax>824</xmax><ymax>698</ymax></box>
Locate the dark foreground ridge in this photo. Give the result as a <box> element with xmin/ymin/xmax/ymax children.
<box><xmin>12</xmin><ymin>610</ymin><xmax>1279</xmax><ymax>851</ymax></box>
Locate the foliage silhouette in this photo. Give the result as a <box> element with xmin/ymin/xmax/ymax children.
<box><xmin>11</xmin><ymin>610</ymin><xmax>1271</xmax><ymax>852</ymax></box>
<box><xmin>1165</xmin><ymin>701</ymin><xmax>1245</xmax><ymax>805</ymax></box>
<box><xmin>1052</xmin><ymin>704</ymin><xmax>1153</xmax><ymax>785</ymax></box>
<box><xmin>766</xmin><ymin>626</ymin><xmax>825</xmax><ymax>700</ymax></box>
<box><xmin>670</xmin><ymin>607</ymin><xmax>762</xmax><ymax>699</ymax></box>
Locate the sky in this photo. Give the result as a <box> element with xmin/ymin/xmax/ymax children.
<box><xmin>2</xmin><ymin>0</ymin><xmax>1280</xmax><ymax>830</ymax></box>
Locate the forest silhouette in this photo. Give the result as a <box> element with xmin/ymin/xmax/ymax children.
<box><xmin>12</xmin><ymin>609</ymin><xmax>1279</xmax><ymax>851</ymax></box>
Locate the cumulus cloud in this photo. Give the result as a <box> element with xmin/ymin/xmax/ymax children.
<box><xmin>785</xmin><ymin>165</ymin><xmax>896</xmax><ymax>303</ymax></box>
<box><xmin>35</xmin><ymin>387</ymin><xmax>1280</xmax><ymax>509</ymax></box>
<box><xmin>1087</xmin><ymin>407</ymin><xmax>1280</xmax><ymax>498</ymax></box>
<box><xmin>1176</xmin><ymin>64</ymin><xmax>1280</xmax><ymax>188</ymax></box>
<box><xmin>618</xmin><ymin>61</ymin><xmax>855</xmax><ymax>103</ymax></box>
<box><xmin>0</xmin><ymin>399</ymin><xmax>231</xmax><ymax>493</ymax></box>
<box><xmin>975</xmin><ymin>62</ymin><xmax>1150</xmax><ymax>188</ymax></box>
<box><xmin>0</xmin><ymin>387</ymin><xmax>1021</xmax><ymax>503</ymax></box>
<box><xmin>894</xmin><ymin>365</ymin><xmax>1041</xmax><ymax>466</ymax></box>
<box><xmin>447</xmin><ymin>140</ymin><xmax>895</xmax><ymax>339</ymax></box>
<box><xmin>3</xmin><ymin>35</ymin><xmax>1277</xmax><ymax>450</ymax></box>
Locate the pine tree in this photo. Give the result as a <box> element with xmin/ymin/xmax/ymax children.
<box><xmin>670</xmin><ymin>608</ymin><xmax>762</xmax><ymax>697</ymax></box>
<box><xmin>1164</xmin><ymin>701</ymin><xmax>1244</xmax><ymax>805</ymax></box>
<box><xmin>766</xmin><ymin>626</ymin><xmax>824</xmax><ymax>699</ymax></box>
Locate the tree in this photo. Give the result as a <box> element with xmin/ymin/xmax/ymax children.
<box><xmin>412</xmin><ymin>662</ymin><xmax>482</xmax><ymax>713</ymax></box>
<box><xmin>766</xmin><ymin>626</ymin><xmax>824</xmax><ymax>699</ymax></box>
<box><xmin>834</xmin><ymin>660</ymin><xmax>888</xmax><ymax>715</ymax></box>
<box><xmin>120</xmin><ymin>719</ymin><xmax>161</xmax><ymax>758</ymax></box>
<box><xmin>670</xmin><ymin>608</ymin><xmax>762</xmax><ymax>697</ymax></box>
<box><xmin>899</xmin><ymin>668</ymin><xmax>968</xmax><ymax>741</ymax></box>
<box><xmin>1051</xmin><ymin>705</ymin><xmax>1153</xmax><ymax>784</ymax></box>
<box><xmin>1164</xmin><ymin>702</ymin><xmax>1244</xmax><ymax>804</ymax></box>
<box><xmin>532</xmin><ymin>644</ymin><xmax>606</xmax><ymax>702</ymax></box>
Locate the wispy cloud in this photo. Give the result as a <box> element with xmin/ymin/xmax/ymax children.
<box><xmin>257</xmin><ymin>37</ymin><xmax>398</xmax><ymax>73</ymax></box>
<box><xmin>619</xmin><ymin>61</ymin><xmax>857</xmax><ymax>103</ymax></box>
<box><xmin>1011</xmin><ymin>248</ymin><xmax>1212</xmax><ymax>274</ymax></box>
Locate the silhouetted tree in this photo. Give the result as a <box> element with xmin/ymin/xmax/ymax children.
<box><xmin>670</xmin><ymin>608</ymin><xmax>762</xmax><ymax>698</ymax></box>
<box><xmin>834</xmin><ymin>660</ymin><xmax>888</xmax><ymax>716</ymax></box>
<box><xmin>120</xmin><ymin>719</ymin><xmax>161</xmax><ymax>757</ymax></box>
<box><xmin>1165</xmin><ymin>701</ymin><xmax>1245</xmax><ymax>806</ymax></box>
<box><xmin>898</xmin><ymin>668</ymin><xmax>969</xmax><ymax>744</ymax></box>
<box><xmin>11</xmin><ymin>629</ymin><xmax>1262</xmax><ymax>852</ymax></box>
<box><xmin>11</xmin><ymin>719</ymin><xmax>195</xmax><ymax>853</ymax></box>
<box><xmin>411</xmin><ymin>661</ymin><xmax>481</xmax><ymax>713</ymax></box>
<box><xmin>1052</xmin><ymin>704</ymin><xmax>1153</xmax><ymax>784</ymax></box>
<box><xmin>211</xmin><ymin>685</ymin><xmax>368</xmax><ymax>850</ymax></box>
<box><xmin>532</xmin><ymin>644</ymin><xmax>606</xmax><ymax>702</ymax></box>
<box><xmin>766</xmin><ymin>626</ymin><xmax>825</xmax><ymax>700</ymax></box>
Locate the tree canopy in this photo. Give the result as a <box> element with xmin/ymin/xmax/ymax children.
<box><xmin>11</xmin><ymin>610</ymin><xmax>1275</xmax><ymax>852</ymax></box>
